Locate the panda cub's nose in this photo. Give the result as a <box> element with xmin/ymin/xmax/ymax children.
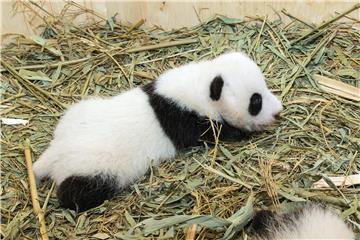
<box><xmin>273</xmin><ymin>103</ymin><xmax>283</xmax><ymax>120</ymax></box>
<box><xmin>273</xmin><ymin>112</ymin><xmax>281</xmax><ymax>120</ymax></box>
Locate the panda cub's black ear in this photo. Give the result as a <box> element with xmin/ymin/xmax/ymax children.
<box><xmin>210</xmin><ymin>76</ymin><xmax>224</xmax><ymax>101</ymax></box>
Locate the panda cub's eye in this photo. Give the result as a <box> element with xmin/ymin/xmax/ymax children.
<box><xmin>248</xmin><ymin>93</ymin><xmax>262</xmax><ymax>116</ymax></box>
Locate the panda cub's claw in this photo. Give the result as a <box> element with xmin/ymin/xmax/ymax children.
<box><xmin>57</xmin><ymin>174</ymin><xmax>119</xmax><ymax>212</ymax></box>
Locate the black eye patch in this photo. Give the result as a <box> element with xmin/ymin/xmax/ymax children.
<box><xmin>248</xmin><ymin>93</ymin><xmax>262</xmax><ymax>116</ymax></box>
<box><xmin>210</xmin><ymin>75</ymin><xmax>224</xmax><ymax>101</ymax></box>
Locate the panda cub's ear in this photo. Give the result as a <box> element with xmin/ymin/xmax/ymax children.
<box><xmin>210</xmin><ymin>76</ymin><xmax>224</xmax><ymax>101</ymax></box>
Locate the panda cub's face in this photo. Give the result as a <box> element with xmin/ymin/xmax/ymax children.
<box><xmin>209</xmin><ymin>52</ymin><xmax>283</xmax><ymax>131</ymax></box>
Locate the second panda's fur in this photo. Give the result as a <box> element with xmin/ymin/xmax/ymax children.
<box><xmin>252</xmin><ymin>204</ymin><xmax>355</xmax><ymax>239</ymax></box>
<box><xmin>33</xmin><ymin>52</ymin><xmax>283</xmax><ymax>211</ymax></box>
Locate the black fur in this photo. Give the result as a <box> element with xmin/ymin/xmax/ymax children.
<box><xmin>142</xmin><ymin>82</ymin><xmax>250</xmax><ymax>149</ymax></box>
<box><xmin>210</xmin><ymin>76</ymin><xmax>224</xmax><ymax>101</ymax></box>
<box><xmin>57</xmin><ymin>175</ymin><xmax>118</xmax><ymax>212</ymax></box>
<box><xmin>248</xmin><ymin>93</ymin><xmax>262</xmax><ymax>116</ymax></box>
<box><xmin>252</xmin><ymin>206</ymin><xmax>308</xmax><ymax>239</ymax></box>
<box><xmin>252</xmin><ymin>210</ymin><xmax>276</xmax><ymax>237</ymax></box>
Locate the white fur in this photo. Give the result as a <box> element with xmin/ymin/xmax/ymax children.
<box><xmin>33</xmin><ymin>52</ymin><xmax>283</xmax><ymax>186</ymax></box>
<box><xmin>257</xmin><ymin>205</ymin><xmax>355</xmax><ymax>240</ymax></box>
<box><xmin>33</xmin><ymin>88</ymin><xmax>176</xmax><ymax>184</ymax></box>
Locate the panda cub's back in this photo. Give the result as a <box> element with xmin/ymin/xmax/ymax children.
<box><xmin>48</xmin><ymin>88</ymin><xmax>176</xmax><ymax>184</ymax></box>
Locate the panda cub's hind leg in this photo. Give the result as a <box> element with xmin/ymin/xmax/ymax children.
<box><xmin>57</xmin><ymin>174</ymin><xmax>119</xmax><ymax>212</ymax></box>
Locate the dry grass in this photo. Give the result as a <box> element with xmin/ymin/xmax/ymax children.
<box><xmin>1</xmin><ymin>2</ymin><xmax>359</xmax><ymax>239</ymax></box>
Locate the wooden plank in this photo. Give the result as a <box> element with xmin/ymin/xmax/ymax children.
<box><xmin>314</xmin><ymin>74</ymin><xmax>360</xmax><ymax>101</ymax></box>
<box><xmin>1</xmin><ymin>0</ymin><xmax>359</xmax><ymax>39</ymax></box>
<box><xmin>313</xmin><ymin>174</ymin><xmax>360</xmax><ymax>189</ymax></box>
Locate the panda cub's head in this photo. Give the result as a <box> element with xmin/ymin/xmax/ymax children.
<box><xmin>208</xmin><ymin>52</ymin><xmax>283</xmax><ymax>131</ymax></box>
<box><xmin>156</xmin><ymin>52</ymin><xmax>283</xmax><ymax>132</ymax></box>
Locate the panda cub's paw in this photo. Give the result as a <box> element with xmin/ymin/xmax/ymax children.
<box><xmin>57</xmin><ymin>174</ymin><xmax>119</xmax><ymax>212</ymax></box>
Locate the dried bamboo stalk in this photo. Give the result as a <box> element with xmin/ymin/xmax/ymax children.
<box><xmin>314</xmin><ymin>74</ymin><xmax>360</xmax><ymax>101</ymax></box>
<box><xmin>24</xmin><ymin>140</ymin><xmax>49</xmax><ymax>240</ymax></box>
<box><xmin>313</xmin><ymin>174</ymin><xmax>360</xmax><ymax>189</ymax></box>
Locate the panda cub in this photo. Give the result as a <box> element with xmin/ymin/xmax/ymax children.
<box><xmin>252</xmin><ymin>204</ymin><xmax>355</xmax><ymax>239</ymax></box>
<box><xmin>33</xmin><ymin>52</ymin><xmax>283</xmax><ymax>211</ymax></box>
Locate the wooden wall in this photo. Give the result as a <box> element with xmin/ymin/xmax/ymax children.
<box><xmin>1</xmin><ymin>1</ymin><xmax>359</xmax><ymax>39</ymax></box>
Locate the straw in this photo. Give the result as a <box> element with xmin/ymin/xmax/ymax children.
<box><xmin>1</xmin><ymin>2</ymin><xmax>359</xmax><ymax>239</ymax></box>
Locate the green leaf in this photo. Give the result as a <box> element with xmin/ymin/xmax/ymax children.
<box><xmin>221</xmin><ymin>194</ymin><xmax>254</xmax><ymax>240</ymax></box>
<box><xmin>19</xmin><ymin>69</ymin><xmax>52</xmax><ymax>82</ymax></box>
<box><xmin>218</xmin><ymin>15</ymin><xmax>242</xmax><ymax>24</ymax></box>
<box><xmin>29</xmin><ymin>35</ymin><xmax>63</xmax><ymax>57</ymax></box>
<box><xmin>336</xmin><ymin>68</ymin><xmax>359</xmax><ymax>79</ymax></box>
<box><xmin>278</xmin><ymin>189</ymin><xmax>306</xmax><ymax>202</ymax></box>
<box><xmin>320</xmin><ymin>174</ymin><xmax>339</xmax><ymax>191</ymax></box>
<box><xmin>163</xmin><ymin>227</ymin><xmax>175</xmax><ymax>238</ymax></box>
<box><xmin>51</xmin><ymin>64</ymin><xmax>62</xmax><ymax>82</ymax></box>
<box><xmin>124</xmin><ymin>210</ymin><xmax>137</xmax><ymax>227</ymax></box>
<box><xmin>92</xmin><ymin>232</ymin><xmax>110</xmax><ymax>239</ymax></box>
<box><xmin>138</xmin><ymin>215</ymin><xmax>229</xmax><ymax>235</ymax></box>
<box><xmin>107</xmin><ymin>17</ymin><xmax>115</xmax><ymax>31</ymax></box>
<box><xmin>62</xmin><ymin>210</ymin><xmax>76</xmax><ymax>225</ymax></box>
<box><xmin>220</xmin><ymin>145</ymin><xmax>234</xmax><ymax>160</ymax></box>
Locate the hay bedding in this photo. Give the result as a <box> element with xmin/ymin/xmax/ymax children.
<box><xmin>1</xmin><ymin>2</ymin><xmax>359</xmax><ymax>239</ymax></box>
